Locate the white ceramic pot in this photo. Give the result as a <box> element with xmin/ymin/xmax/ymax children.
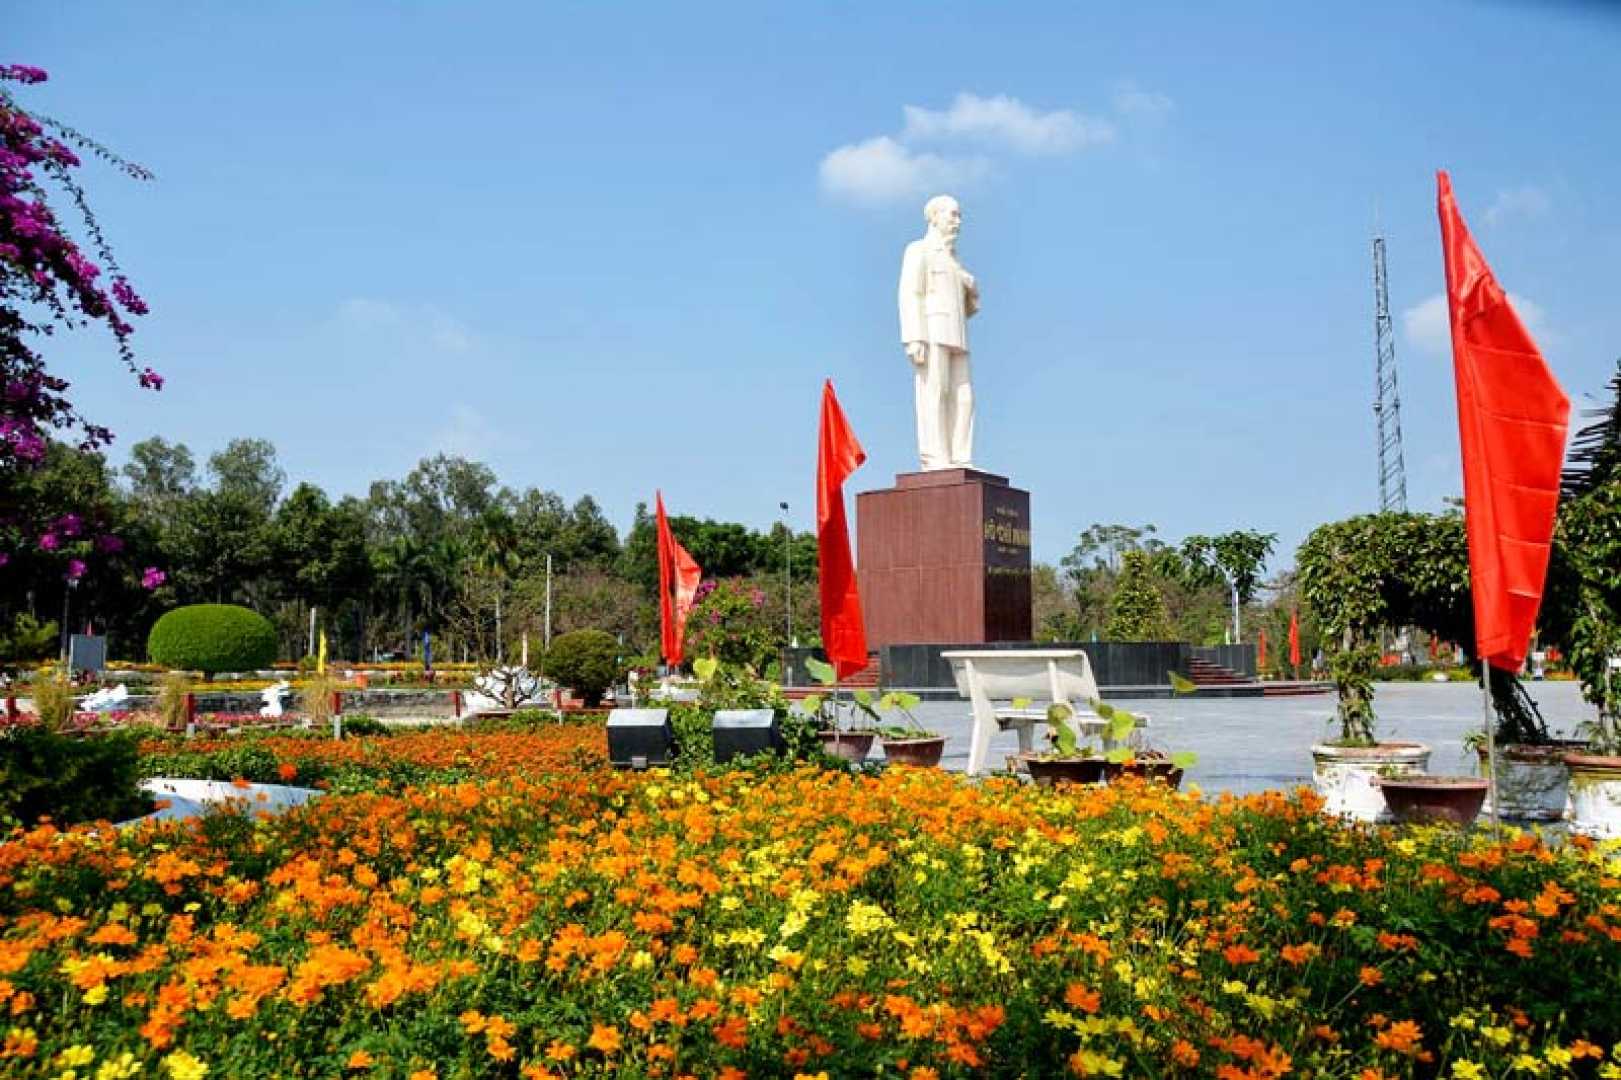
<box><xmin>1311</xmin><ymin>742</ymin><xmax>1431</xmax><ymax>822</ymax></box>
<box><xmin>1566</xmin><ymin>754</ymin><xmax>1621</xmax><ymax>840</ymax></box>
<box><xmin>1477</xmin><ymin>744</ymin><xmax>1581</xmax><ymax>822</ymax></box>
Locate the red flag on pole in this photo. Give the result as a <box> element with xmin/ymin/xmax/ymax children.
<box><xmin>1438</xmin><ymin>171</ymin><xmax>1570</xmax><ymax>672</ymax></box>
<box><xmin>817</xmin><ymin>380</ymin><xmax>868</xmax><ymax>679</ymax></box>
<box><xmin>655</xmin><ymin>492</ymin><xmax>702</xmax><ymax>666</ymax></box>
<box><xmin>1288</xmin><ymin>609</ymin><xmax>1301</xmax><ymax>669</ymax></box>
<box><xmin>1257</xmin><ymin>628</ymin><xmax>1267</xmax><ymax>670</ymax></box>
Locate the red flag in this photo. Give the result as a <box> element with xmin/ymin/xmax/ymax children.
<box><xmin>655</xmin><ymin>492</ymin><xmax>702</xmax><ymax>666</ymax></box>
<box><xmin>1288</xmin><ymin>609</ymin><xmax>1301</xmax><ymax>668</ymax></box>
<box><xmin>817</xmin><ymin>380</ymin><xmax>868</xmax><ymax>679</ymax></box>
<box><xmin>1257</xmin><ymin>628</ymin><xmax>1267</xmax><ymax>670</ymax></box>
<box><xmin>1438</xmin><ymin>171</ymin><xmax>1570</xmax><ymax>672</ymax></box>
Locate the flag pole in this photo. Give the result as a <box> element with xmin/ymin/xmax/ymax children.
<box><xmin>1482</xmin><ymin>668</ymin><xmax>1501</xmax><ymax>834</ymax></box>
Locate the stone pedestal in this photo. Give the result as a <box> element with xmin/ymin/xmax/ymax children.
<box><xmin>856</xmin><ymin>468</ymin><xmax>1032</xmax><ymax>650</ymax></box>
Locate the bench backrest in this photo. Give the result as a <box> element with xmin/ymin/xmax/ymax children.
<box><xmin>941</xmin><ymin>650</ymin><xmax>1100</xmax><ymax>708</ymax></box>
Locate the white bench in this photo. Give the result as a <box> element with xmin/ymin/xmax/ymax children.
<box><xmin>943</xmin><ymin>649</ymin><xmax>1116</xmax><ymax>776</ymax></box>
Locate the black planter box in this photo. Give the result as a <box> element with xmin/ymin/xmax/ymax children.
<box><xmin>606</xmin><ymin>708</ymin><xmax>672</xmax><ymax>769</ymax></box>
<box><xmin>712</xmin><ymin>709</ymin><xmax>781</xmax><ymax>763</ymax></box>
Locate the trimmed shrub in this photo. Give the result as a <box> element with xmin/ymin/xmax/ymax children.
<box><xmin>0</xmin><ymin>728</ymin><xmax>151</xmax><ymax>827</ymax></box>
<box><xmin>147</xmin><ymin>604</ymin><xmax>277</xmax><ymax>675</ymax></box>
<box><xmin>544</xmin><ymin>630</ymin><xmax>623</xmax><ymax>706</ymax></box>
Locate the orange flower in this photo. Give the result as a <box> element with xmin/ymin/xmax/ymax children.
<box><xmin>277</xmin><ymin>762</ymin><xmax>299</xmax><ymax>782</ymax></box>
<box><xmin>1222</xmin><ymin>943</ymin><xmax>1260</xmax><ymax>965</ymax></box>
<box><xmin>346</xmin><ymin>1049</ymin><xmax>375</xmax><ymax>1069</ymax></box>
<box><xmin>1063</xmin><ymin>983</ymin><xmax>1101</xmax><ymax>1013</ymax></box>
<box><xmin>1170</xmin><ymin>1039</ymin><xmax>1200</xmax><ymax>1067</ymax></box>
<box><xmin>587</xmin><ymin>1024</ymin><xmax>622</xmax><ymax>1055</ymax></box>
<box><xmin>1358</xmin><ymin>966</ymin><xmax>1383</xmax><ymax>987</ymax></box>
<box><xmin>1373</xmin><ymin>1019</ymin><xmax>1422</xmax><ymax>1056</ymax></box>
<box><xmin>1279</xmin><ymin>943</ymin><xmax>1319</xmax><ymax>966</ymax></box>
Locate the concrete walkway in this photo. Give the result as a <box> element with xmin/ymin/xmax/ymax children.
<box><xmin>886</xmin><ymin>680</ymin><xmax>1598</xmax><ymax>796</ymax></box>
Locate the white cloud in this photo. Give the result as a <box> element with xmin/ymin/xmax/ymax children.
<box><xmin>818</xmin><ymin>136</ymin><xmax>992</xmax><ymax>204</ymax></box>
<box><xmin>336</xmin><ymin>298</ymin><xmax>473</xmax><ymax>354</ymax></box>
<box><xmin>1112</xmin><ymin>83</ymin><xmax>1174</xmax><ymax>120</ymax></box>
<box><xmin>900</xmin><ymin>92</ymin><xmax>1113</xmax><ymax>155</ymax></box>
<box><xmin>820</xmin><ymin>87</ymin><xmax>1161</xmax><ymax>204</ymax></box>
<box><xmin>430</xmin><ymin>403</ymin><xmax>503</xmax><ymax>461</ymax></box>
<box><xmin>1402</xmin><ymin>291</ymin><xmax>1558</xmax><ymax>355</ymax></box>
<box><xmin>1484</xmin><ymin>184</ymin><xmax>1551</xmax><ymax>227</ymax></box>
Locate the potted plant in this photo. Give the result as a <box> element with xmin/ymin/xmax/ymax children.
<box><xmin>799</xmin><ymin>656</ymin><xmax>875</xmax><ymax>764</ymax></box>
<box><xmin>1310</xmin><ymin>645</ymin><xmax>1430</xmax><ymax>821</ymax></box>
<box><xmin>1374</xmin><ymin>775</ymin><xmax>1490</xmax><ymax>825</ymax></box>
<box><xmin>1097</xmin><ymin>697</ymin><xmax>1197</xmax><ymax>790</ymax></box>
<box><xmin>1467</xmin><ymin>667</ymin><xmax>1582</xmax><ymax>822</ymax></box>
<box><xmin>872</xmin><ymin>691</ymin><xmax>944</xmax><ymax>767</ymax></box>
<box><xmin>1019</xmin><ymin>702</ymin><xmax>1110</xmax><ymax>787</ymax></box>
<box><xmin>1566</xmin><ymin>652</ymin><xmax>1621</xmax><ymax>839</ymax></box>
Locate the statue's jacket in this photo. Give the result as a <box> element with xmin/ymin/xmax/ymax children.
<box><xmin>898</xmin><ymin>238</ymin><xmax>977</xmax><ymax>352</ymax></box>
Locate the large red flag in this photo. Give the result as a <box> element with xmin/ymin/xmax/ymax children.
<box><xmin>1288</xmin><ymin>609</ymin><xmax>1301</xmax><ymax>668</ymax></box>
<box><xmin>655</xmin><ymin>492</ymin><xmax>702</xmax><ymax>666</ymax></box>
<box><xmin>817</xmin><ymin>380</ymin><xmax>868</xmax><ymax>679</ymax></box>
<box><xmin>1438</xmin><ymin>171</ymin><xmax>1570</xmax><ymax>672</ymax></box>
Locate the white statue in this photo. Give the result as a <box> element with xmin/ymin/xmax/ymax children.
<box><xmin>259</xmin><ymin>680</ymin><xmax>291</xmax><ymax>718</ymax></box>
<box><xmin>898</xmin><ymin>194</ymin><xmax>979</xmax><ymax>470</ymax></box>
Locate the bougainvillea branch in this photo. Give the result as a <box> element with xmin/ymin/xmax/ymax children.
<box><xmin>1</xmin><ymin>62</ymin><xmax>163</xmax><ymax>585</ymax></box>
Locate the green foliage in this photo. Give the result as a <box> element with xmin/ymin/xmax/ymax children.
<box><xmin>147</xmin><ymin>604</ymin><xmax>277</xmax><ymax>674</ymax></box>
<box><xmin>544</xmin><ymin>629</ymin><xmax>623</xmax><ymax>705</ymax></box>
<box><xmin>338</xmin><ymin>715</ymin><xmax>390</xmax><ymax>738</ymax></box>
<box><xmin>155</xmin><ymin>670</ymin><xmax>189</xmax><ymax>730</ymax></box>
<box><xmin>1555</xmin><ymin>476</ymin><xmax>1621</xmax><ymax>753</ymax></box>
<box><xmin>1297</xmin><ymin>512</ymin><xmax>1475</xmax><ymax>743</ymax></box>
<box><xmin>668</xmin><ymin>703</ymin><xmax>714</xmax><ymax>770</ymax></box>
<box><xmin>0</xmin><ymin>613</ymin><xmax>57</xmax><ymax>663</ymax></box>
<box><xmin>1180</xmin><ymin>530</ymin><xmax>1278</xmax><ymax>605</ymax></box>
<box><xmin>1104</xmin><ymin>550</ymin><xmax>1174</xmax><ymax>641</ymax></box>
<box><xmin>694</xmin><ymin>659</ymin><xmax>785</xmax><ymax>713</ymax></box>
<box><xmin>0</xmin><ymin>728</ymin><xmax>151</xmax><ymax>827</ymax></box>
<box><xmin>683</xmin><ymin>578</ymin><xmax>779</xmax><ymax>670</ymax></box>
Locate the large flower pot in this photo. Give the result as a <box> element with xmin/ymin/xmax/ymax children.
<box><xmin>1565</xmin><ymin>754</ymin><xmax>1621</xmax><ymax>839</ymax></box>
<box><xmin>1311</xmin><ymin>742</ymin><xmax>1431</xmax><ymax>822</ymax></box>
<box><xmin>1103</xmin><ymin>759</ymin><xmax>1185</xmax><ymax>790</ymax></box>
<box><xmin>818</xmin><ymin>730</ymin><xmax>875</xmax><ymax>763</ymax></box>
<box><xmin>880</xmin><ymin>736</ymin><xmax>945</xmax><ymax>768</ymax></box>
<box><xmin>1020</xmin><ymin>754</ymin><xmax>1108</xmax><ymax>787</ymax></box>
<box><xmin>1375</xmin><ymin>775</ymin><xmax>1488</xmax><ymax>826</ymax></box>
<box><xmin>1477</xmin><ymin>742</ymin><xmax>1583</xmax><ymax>822</ymax></box>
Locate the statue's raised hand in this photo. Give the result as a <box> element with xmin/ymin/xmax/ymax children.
<box><xmin>905</xmin><ymin>341</ymin><xmax>927</xmax><ymax>366</ymax></box>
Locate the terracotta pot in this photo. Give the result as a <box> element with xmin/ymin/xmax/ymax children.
<box><xmin>1020</xmin><ymin>754</ymin><xmax>1108</xmax><ymax>787</ymax></box>
<box><xmin>1565</xmin><ymin>753</ymin><xmax>1621</xmax><ymax>839</ymax></box>
<box><xmin>1103</xmin><ymin>759</ymin><xmax>1185</xmax><ymax>790</ymax></box>
<box><xmin>1311</xmin><ymin>742</ymin><xmax>1431</xmax><ymax>822</ymax></box>
<box><xmin>1477</xmin><ymin>741</ymin><xmax>1584</xmax><ymax>822</ymax></box>
<box><xmin>880</xmin><ymin>736</ymin><xmax>946</xmax><ymax>768</ymax></box>
<box><xmin>818</xmin><ymin>730</ymin><xmax>875</xmax><ymax>763</ymax></box>
<box><xmin>1375</xmin><ymin>775</ymin><xmax>1488</xmax><ymax>826</ymax></box>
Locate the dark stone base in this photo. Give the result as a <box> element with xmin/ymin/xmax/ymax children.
<box><xmin>856</xmin><ymin>469</ymin><xmax>1031</xmax><ymax>651</ymax></box>
<box><xmin>881</xmin><ymin>641</ymin><xmax>1194</xmax><ymax>691</ymax></box>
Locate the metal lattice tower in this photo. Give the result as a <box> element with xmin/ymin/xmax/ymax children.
<box><xmin>1372</xmin><ymin>236</ymin><xmax>1408</xmax><ymax>512</ymax></box>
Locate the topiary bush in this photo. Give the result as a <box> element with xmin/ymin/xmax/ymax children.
<box><xmin>147</xmin><ymin>604</ymin><xmax>277</xmax><ymax>675</ymax></box>
<box><xmin>544</xmin><ymin>630</ymin><xmax>623</xmax><ymax>706</ymax></box>
<box><xmin>1</xmin><ymin>728</ymin><xmax>152</xmax><ymax>827</ymax></box>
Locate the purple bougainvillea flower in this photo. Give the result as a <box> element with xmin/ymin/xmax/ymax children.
<box><xmin>141</xmin><ymin>566</ymin><xmax>166</xmax><ymax>590</ymax></box>
<box><xmin>38</xmin><ymin>532</ymin><xmax>59</xmax><ymax>551</ymax></box>
<box><xmin>57</xmin><ymin>513</ymin><xmax>82</xmax><ymax>536</ymax></box>
<box><xmin>66</xmin><ymin>559</ymin><xmax>86</xmax><ymax>580</ymax></box>
<box><xmin>0</xmin><ymin>552</ymin><xmax>9</xmax><ymax>568</ymax></box>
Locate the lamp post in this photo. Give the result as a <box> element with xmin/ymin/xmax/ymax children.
<box><xmin>779</xmin><ymin>502</ymin><xmax>793</xmax><ymax>647</ymax></box>
<box><xmin>59</xmin><ymin>576</ymin><xmax>79</xmax><ymax>665</ymax></box>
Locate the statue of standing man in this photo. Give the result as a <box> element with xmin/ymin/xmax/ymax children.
<box><xmin>898</xmin><ymin>194</ymin><xmax>979</xmax><ymax>471</ymax></box>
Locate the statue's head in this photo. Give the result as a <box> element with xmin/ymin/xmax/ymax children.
<box><xmin>924</xmin><ymin>195</ymin><xmax>961</xmax><ymax>241</ymax></box>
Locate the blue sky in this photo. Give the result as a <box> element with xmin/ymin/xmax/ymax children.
<box><xmin>16</xmin><ymin>2</ymin><xmax>1621</xmax><ymax>567</ymax></box>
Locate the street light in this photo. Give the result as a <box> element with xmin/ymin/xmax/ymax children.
<box><xmin>779</xmin><ymin>502</ymin><xmax>793</xmax><ymax>646</ymax></box>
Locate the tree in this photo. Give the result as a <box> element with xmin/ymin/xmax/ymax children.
<box><xmin>208</xmin><ymin>438</ymin><xmax>284</xmax><ymax>513</ymax></box>
<box><xmin>1105</xmin><ymin>551</ymin><xmax>1174</xmax><ymax>642</ymax></box>
<box><xmin>1180</xmin><ymin>530</ymin><xmax>1278</xmax><ymax>641</ymax></box>
<box><xmin>122</xmin><ymin>437</ymin><xmax>196</xmax><ymax>505</ymax></box>
<box><xmin>272</xmin><ymin>484</ymin><xmax>372</xmax><ymax>611</ymax></box>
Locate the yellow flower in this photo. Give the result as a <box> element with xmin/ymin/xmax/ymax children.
<box><xmin>82</xmin><ymin>986</ymin><xmax>108</xmax><ymax>1006</ymax></box>
<box><xmin>94</xmin><ymin>1054</ymin><xmax>140</xmax><ymax>1080</ymax></box>
<box><xmin>845</xmin><ymin>902</ymin><xmax>891</xmax><ymax>937</ymax></box>
<box><xmin>57</xmin><ymin>1046</ymin><xmax>95</xmax><ymax>1067</ymax></box>
<box><xmin>1546</xmin><ymin>1046</ymin><xmax>1574</xmax><ymax>1067</ymax></box>
<box><xmin>1452</xmin><ymin>1061</ymin><xmax>1487</xmax><ymax>1080</ymax></box>
<box><xmin>162</xmin><ymin>1050</ymin><xmax>209</xmax><ymax>1080</ymax></box>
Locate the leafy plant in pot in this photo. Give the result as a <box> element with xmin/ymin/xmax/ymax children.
<box><xmin>798</xmin><ymin>656</ymin><xmax>875</xmax><ymax>763</ymax></box>
<box><xmin>1309</xmin><ymin>645</ymin><xmax>1430</xmax><ymax>822</ymax></box>
<box><xmin>871</xmin><ymin>691</ymin><xmax>944</xmax><ymax>767</ymax></box>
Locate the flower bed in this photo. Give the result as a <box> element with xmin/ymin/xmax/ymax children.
<box><xmin>1</xmin><ymin>741</ymin><xmax>1619</xmax><ymax>1076</ymax></box>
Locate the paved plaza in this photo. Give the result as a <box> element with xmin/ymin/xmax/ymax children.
<box><xmin>909</xmin><ymin>679</ymin><xmax>1599</xmax><ymax>794</ymax></box>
